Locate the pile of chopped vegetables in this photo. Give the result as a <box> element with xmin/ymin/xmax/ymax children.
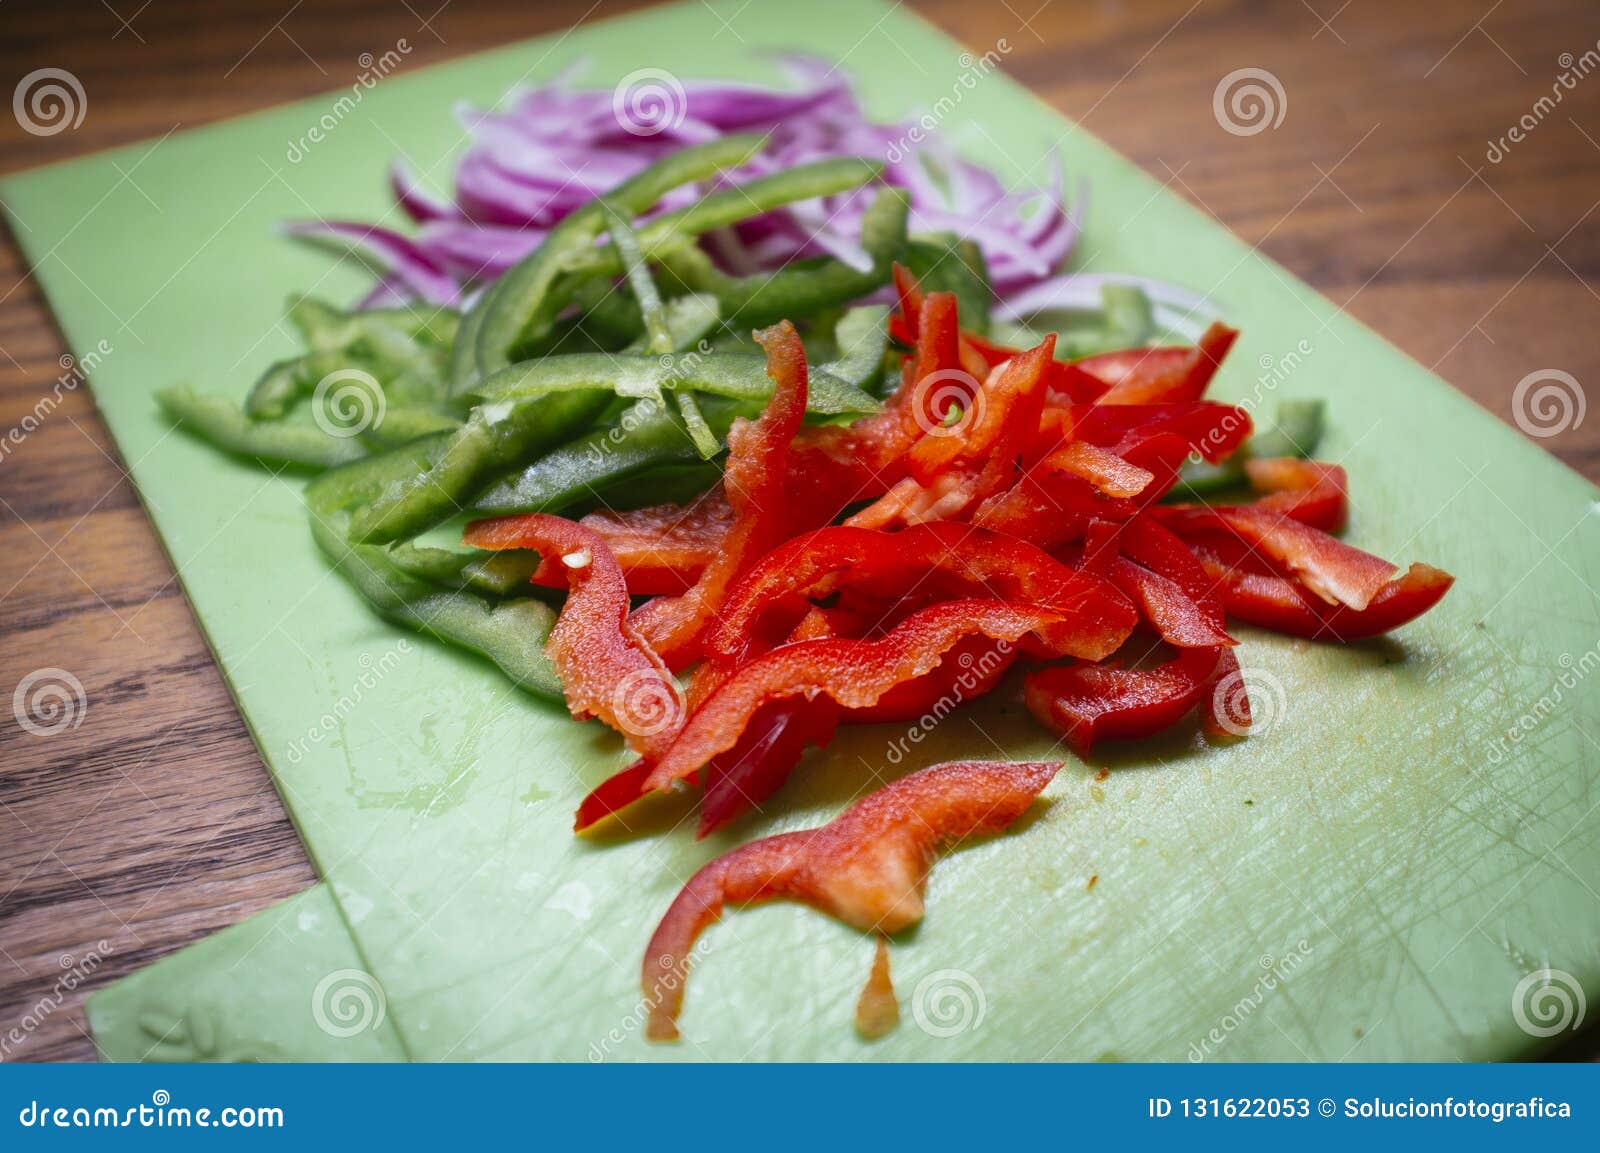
<box><xmin>158</xmin><ymin>84</ymin><xmax>1454</xmax><ymax>1042</ymax></box>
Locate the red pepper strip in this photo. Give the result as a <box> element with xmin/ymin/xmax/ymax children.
<box><xmin>706</xmin><ymin>522</ymin><xmax>1137</xmax><ymax>667</ymax></box>
<box><xmin>889</xmin><ymin>262</ymin><xmax>923</xmax><ymax>346</ymax></box>
<box><xmin>1077</xmin><ymin>517</ymin><xmax>1124</xmax><ymax>580</ymax></box>
<box><xmin>847</xmin><ymin>338</ymin><xmax>1056</xmax><ymax>529</ymax></box>
<box><xmin>1064</xmin><ymin>401</ymin><xmax>1253</xmax><ymax>465</ymax></box>
<box><xmin>843</xmin><ymin>634</ymin><xmax>1016</xmax><ymax>724</ymax></box>
<box><xmin>971</xmin><ymin>469</ymin><xmax>1136</xmax><ymax>547</ymax></box>
<box><xmin>890</xmin><ymin>264</ymin><xmax>997</xmax><ymax>382</ymax></box>
<box><xmin>1059</xmin><ymin>322</ymin><xmax>1239</xmax><ymax>405</ymax></box>
<box><xmin>1039</xmin><ymin>441</ymin><xmax>1155</xmax><ymax>499</ymax></box>
<box><xmin>1108</xmin><ymin>559</ymin><xmax>1234</xmax><ymax>649</ymax></box>
<box><xmin>532</xmin><ymin>489</ymin><xmax>735</xmax><ymax>596</ymax></box>
<box><xmin>464</xmin><ymin>513</ymin><xmax>685</xmax><ymax>759</ymax></box>
<box><xmin>630</xmin><ymin>322</ymin><xmax>809</xmax><ymax>668</ymax></box>
<box><xmin>1024</xmin><ymin>645</ymin><xmax>1224</xmax><ymax>758</ymax></box>
<box><xmin>574</xmin><ymin>759</ymin><xmax>656</xmax><ymax>833</ymax></box>
<box><xmin>1201</xmin><ymin>647</ymin><xmax>1250</xmax><ymax>739</ymax></box>
<box><xmin>907</xmin><ymin>336</ymin><xmax>1053</xmax><ymax>479</ymax></box>
<box><xmin>1245</xmin><ymin>458</ymin><xmax>1348</xmax><ymax>532</ymax></box>
<box><xmin>1119</xmin><ymin>514</ymin><xmax>1231</xmax><ymax>642</ymax></box>
<box><xmin>697</xmin><ymin>698</ymin><xmax>839</xmax><ymax>838</ymax></box>
<box><xmin>642</xmin><ymin>758</ymin><xmax>1060</xmax><ymax>1041</ymax></box>
<box><xmin>1158</xmin><ymin>504</ymin><xmax>1396</xmax><ymax>610</ymax></box>
<box><xmin>644</xmin><ymin>600</ymin><xmax>1070</xmax><ymax>791</ymax></box>
<box><xmin>1195</xmin><ymin>550</ymin><xmax>1455</xmax><ymax>641</ymax></box>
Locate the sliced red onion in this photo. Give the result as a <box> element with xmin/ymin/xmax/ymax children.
<box><xmin>415</xmin><ymin>221</ymin><xmax>547</xmax><ymax>281</ymax></box>
<box><xmin>282</xmin><ymin>220</ymin><xmax>459</xmax><ymax>305</ymax></box>
<box><xmin>390</xmin><ymin>160</ymin><xmax>457</xmax><ymax>225</ymax></box>
<box><xmin>299</xmin><ymin>53</ymin><xmax>1200</xmax><ymax>327</ymax></box>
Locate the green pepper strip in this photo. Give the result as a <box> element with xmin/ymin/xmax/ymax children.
<box><xmin>1170</xmin><ymin>399</ymin><xmax>1327</xmax><ymax>496</ymax></box>
<box><xmin>462</xmin><ymin>134</ymin><xmax>767</xmax><ymax>389</ymax></box>
<box><xmin>821</xmin><ymin>305</ymin><xmax>891</xmax><ymax>390</ymax></box>
<box><xmin>158</xmin><ymin>386</ymin><xmax>366</xmax><ymax>470</ymax></box>
<box><xmin>653</xmin><ymin>186</ymin><xmax>909</xmax><ymax>331</ymax></box>
<box><xmin>252</xmin><ymin>299</ymin><xmax>459</xmax><ymax>419</ymax></box>
<box><xmin>472</xmin><ymin>393</ymin><xmax>744</xmax><ymax>515</ymax></box>
<box><xmin>466</xmin><ymin>351</ymin><xmax>879</xmax><ymax>415</ymax></box>
<box><xmin>607</xmin><ymin>206</ymin><xmax>677</xmax><ymax>358</ymax></box>
<box><xmin>347</xmin><ymin>385</ymin><xmax>611</xmax><ymax>545</ymax></box>
<box><xmin>359</xmin><ymin>404</ymin><xmax>462</xmax><ymax>447</ymax></box>
<box><xmin>305</xmin><ymin>441</ymin><xmax>562</xmax><ymax>698</ymax></box>
<box><xmin>569</xmin><ymin>158</ymin><xmax>883</xmax><ymax>280</ymax></box>
<box><xmin>673</xmin><ymin>390</ymin><xmax>720</xmax><ymax>459</ymax></box>
<box><xmin>470</xmin><ymin>310</ymin><xmax>893</xmax><ymax>515</ymax></box>
<box><xmin>386</xmin><ymin>540</ymin><xmax>543</xmax><ymax>598</ymax></box>
<box><xmin>904</xmin><ymin>233</ymin><xmax>993</xmax><ymax>337</ymax></box>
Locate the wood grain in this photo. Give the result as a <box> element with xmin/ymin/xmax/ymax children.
<box><xmin>1</xmin><ymin>0</ymin><xmax>1596</xmax><ymax>1063</ymax></box>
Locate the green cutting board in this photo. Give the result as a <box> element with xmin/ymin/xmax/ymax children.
<box><xmin>9</xmin><ymin>0</ymin><xmax>1598</xmax><ymax>1061</ymax></box>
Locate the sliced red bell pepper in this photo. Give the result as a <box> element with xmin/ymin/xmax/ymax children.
<box><xmin>1108</xmin><ymin>559</ymin><xmax>1234</xmax><ymax>649</ymax></box>
<box><xmin>630</xmin><ymin>321</ymin><xmax>809</xmax><ymax>667</ymax></box>
<box><xmin>1158</xmin><ymin>503</ymin><xmax>1396</xmax><ymax>610</ymax></box>
<box><xmin>1160</xmin><ymin>458</ymin><xmax>1348</xmax><ymax>535</ymax></box>
<box><xmin>1058</xmin><ymin>321</ymin><xmax>1238</xmax><ymax>405</ymax></box>
<box><xmin>1040</xmin><ymin>440</ymin><xmax>1156</xmax><ymax>499</ymax></box>
<box><xmin>574</xmin><ymin>759</ymin><xmax>656</xmax><ymax>833</ymax></box>
<box><xmin>1196</xmin><ymin>553</ymin><xmax>1455</xmax><ymax>641</ymax></box>
<box><xmin>1244</xmin><ymin>457</ymin><xmax>1348</xmax><ymax>532</ymax></box>
<box><xmin>1024</xmin><ymin>645</ymin><xmax>1223</xmax><ymax>758</ymax></box>
<box><xmin>641</xmin><ymin>758</ymin><xmax>1060</xmax><ymax>1041</ymax></box>
<box><xmin>698</xmin><ymin>698</ymin><xmax>839</xmax><ymax>837</ymax></box>
<box><xmin>1076</xmin><ymin>517</ymin><xmax>1124</xmax><ymax>580</ymax></box>
<box><xmin>891</xmin><ymin>263</ymin><xmax>1002</xmax><ymax>382</ymax></box>
<box><xmin>644</xmin><ymin>600</ymin><xmax>1072</xmax><ymax>790</ymax></box>
<box><xmin>846</xmin><ymin>337</ymin><xmax>1056</xmax><ymax>529</ymax></box>
<box><xmin>971</xmin><ymin>468</ymin><xmax>1136</xmax><ymax>547</ymax></box>
<box><xmin>1201</xmin><ymin>647</ymin><xmax>1250</xmax><ymax>739</ymax></box>
<box><xmin>841</xmin><ymin>634</ymin><xmax>1016</xmax><ymax>724</ymax></box>
<box><xmin>464</xmin><ymin>513</ymin><xmax>684</xmax><ymax>760</ymax></box>
<box><xmin>532</xmin><ymin>489</ymin><xmax>735</xmax><ymax>596</ymax></box>
<box><xmin>855</xmin><ymin>938</ymin><xmax>899</xmax><ymax>1040</ymax></box>
<box><xmin>705</xmin><ymin>522</ymin><xmax>1136</xmax><ymax>667</ymax></box>
<box><xmin>1112</xmin><ymin>514</ymin><xmax>1232</xmax><ymax>646</ymax></box>
<box><xmin>1064</xmin><ymin>401</ymin><xmax>1253</xmax><ymax>466</ymax></box>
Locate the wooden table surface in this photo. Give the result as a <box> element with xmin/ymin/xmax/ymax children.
<box><xmin>2</xmin><ymin>0</ymin><xmax>1597</xmax><ymax>1063</ymax></box>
